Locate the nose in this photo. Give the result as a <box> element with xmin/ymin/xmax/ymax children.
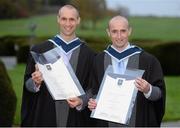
<box><xmin>117</xmin><ymin>31</ymin><xmax>122</xmax><ymax>38</ymax></box>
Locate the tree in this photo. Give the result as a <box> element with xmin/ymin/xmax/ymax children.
<box><xmin>0</xmin><ymin>0</ymin><xmax>29</xmax><ymax>19</ymax></box>
<box><xmin>36</xmin><ymin>0</ymin><xmax>70</xmax><ymax>14</ymax></box>
<box><xmin>70</xmin><ymin>0</ymin><xmax>107</xmax><ymax>29</ymax></box>
<box><xmin>48</xmin><ymin>0</ymin><xmax>69</xmax><ymax>5</ymax></box>
<box><xmin>89</xmin><ymin>0</ymin><xmax>107</xmax><ymax>28</ymax></box>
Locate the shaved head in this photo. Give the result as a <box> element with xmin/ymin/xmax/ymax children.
<box><xmin>108</xmin><ymin>16</ymin><xmax>130</xmax><ymax>30</ymax></box>
<box><xmin>58</xmin><ymin>4</ymin><xmax>79</xmax><ymax>18</ymax></box>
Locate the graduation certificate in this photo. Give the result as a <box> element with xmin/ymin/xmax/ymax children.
<box><xmin>31</xmin><ymin>47</ymin><xmax>85</xmax><ymax>100</ymax></box>
<box><xmin>91</xmin><ymin>66</ymin><xmax>144</xmax><ymax>124</ymax></box>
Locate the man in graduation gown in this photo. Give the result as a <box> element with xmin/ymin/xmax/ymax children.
<box><xmin>88</xmin><ymin>16</ymin><xmax>166</xmax><ymax>127</ymax></box>
<box><xmin>21</xmin><ymin>5</ymin><xmax>96</xmax><ymax>127</ymax></box>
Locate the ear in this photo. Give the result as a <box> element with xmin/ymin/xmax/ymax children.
<box><xmin>57</xmin><ymin>15</ymin><xmax>60</xmax><ymax>23</ymax></box>
<box><xmin>106</xmin><ymin>28</ymin><xmax>110</xmax><ymax>37</ymax></box>
<box><xmin>77</xmin><ymin>17</ymin><xmax>81</xmax><ymax>25</ymax></box>
<box><xmin>128</xmin><ymin>27</ymin><xmax>132</xmax><ymax>36</ymax></box>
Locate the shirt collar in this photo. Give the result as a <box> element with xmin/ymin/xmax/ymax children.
<box><xmin>48</xmin><ymin>34</ymin><xmax>82</xmax><ymax>54</ymax></box>
<box><xmin>104</xmin><ymin>43</ymin><xmax>142</xmax><ymax>62</ymax></box>
<box><xmin>111</xmin><ymin>43</ymin><xmax>131</xmax><ymax>53</ymax></box>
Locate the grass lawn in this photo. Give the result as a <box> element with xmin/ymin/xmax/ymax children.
<box><xmin>1</xmin><ymin>15</ymin><xmax>180</xmax><ymax>42</ymax></box>
<box><xmin>8</xmin><ymin>64</ymin><xmax>25</xmax><ymax>126</ymax></box>
<box><xmin>163</xmin><ymin>76</ymin><xmax>180</xmax><ymax>121</ymax></box>
<box><xmin>7</xmin><ymin>64</ymin><xmax>180</xmax><ymax>125</ymax></box>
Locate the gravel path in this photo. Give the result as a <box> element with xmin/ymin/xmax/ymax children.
<box><xmin>161</xmin><ymin>120</ymin><xmax>180</xmax><ymax>127</ymax></box>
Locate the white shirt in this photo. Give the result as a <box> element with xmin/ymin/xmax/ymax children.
<box><xmin>111</xmin><ymin>44</ymin><xmax>130</xmax><ymax>74</ymax></box>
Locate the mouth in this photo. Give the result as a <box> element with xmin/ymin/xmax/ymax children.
<box><xmin>65</xmin><ymin>28</ymin><xmax>72</xmax><ymax>31</ymax></box>
<box><xmin>116</xmin><ymin>39</ymin><xmax>123</xmax><ymax>43</ymax></box>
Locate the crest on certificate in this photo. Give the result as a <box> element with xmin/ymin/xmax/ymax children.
<box><xmin>117</xmin><ymin>78</ymin><xmax>124</xmax><ymax>86</ymax></box>
<box><xmin>46</xmin><ymin>64</ymin><xmax>52</xmax><ymax>71</ymax></box>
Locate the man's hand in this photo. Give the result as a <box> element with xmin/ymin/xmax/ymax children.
<box><xmin>31</xmin><ymin>64</ymin><xmax>43</xmax><ymax>87</ymax></box>
<box><xmin>88</xmin><ymin>98</ymin><xmax>97</xmax><ymax>111</ymax></box>
<box><xmin>67</xmin><ymin>97</ymin><xmax>82</xmax><ymax>108</ymax></box>
<box><xmin>135</xmin><ymin>77</ymin><xmax>150</xmax><ymax>93</ymax></box>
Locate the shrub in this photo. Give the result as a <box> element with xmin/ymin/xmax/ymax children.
<box><xmin>152</xmin><ymin>42</ymin><xmax>180</xmax><ymax>75</ymax></box>
<box><xmin>81</xmin><ymin>36</ymin><xmax>109</xmax><ymax>52</ymax></box>
<box><xmin>0</xmin><ymin>60</ymin><xmax>17</xmax><ymax>126</ymax></box>
<box><xmin>0</xmin><ymin>37</ymin><xmax>16</xmax><ymax>56</ymax></box>
<box><xmin>16</xmin><ymin>45</ymin><xmax>30</xmax><ymax>63</ymax></box>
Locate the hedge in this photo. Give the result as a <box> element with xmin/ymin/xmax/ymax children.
<box><xmin>0</xmin><ymin>60</ymin><xmax>17</xmax><ymax>126</ymax></box>
<box><xmin>152</xmin><ymin>42</ymin><xmax>180</xmax><ymax>75</ymax></box>
<box><xmin>0</xmin><ymin>36</ymin><xmax>180</xmax><ymax>75</ymax></box>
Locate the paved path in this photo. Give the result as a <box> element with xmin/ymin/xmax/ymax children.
<box><xmin>161</xmin><ymin>120</ymin><xmax>180</xmax><ymax>127</ymax></box>
<box><xmin>0</xmin><ymin>56</ymin><xmax>17</xmax><ymax>69</ymax></box>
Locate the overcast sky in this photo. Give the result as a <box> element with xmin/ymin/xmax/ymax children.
<box><xmin>105</xmin><ymin>0</ymin><xmax>180</xmax><ymax>17</ymax></box>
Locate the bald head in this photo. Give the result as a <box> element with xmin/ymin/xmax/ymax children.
<box><xmin>108</xmin><ymin>16</ymin><xmax>130</xmax><ymax>30</ymax></box>
<box><xmin>58</xmin><ymin>5</ymin><xmax>79</xmax><ymax>18</ymax></box>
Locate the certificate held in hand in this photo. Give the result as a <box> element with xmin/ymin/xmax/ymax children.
<box><xmin>31</xmin><ymin>47</ymin><xmax>85</xmax><ymax>100</ymax></box>
<box><xmin>91</xmin><ymin>66</ymin><xmax>144</xmax><ymax>125</ymax></box>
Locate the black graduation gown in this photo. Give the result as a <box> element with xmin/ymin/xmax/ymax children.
<box><xmin>91</xmin><ymin>51</ymin><xmax>166</xmax><ymax>127</ymax></box>
<box><xmin>21</xmin><ymin>40</ymin><xmax>96</xmax><ymax>127</ymax></box>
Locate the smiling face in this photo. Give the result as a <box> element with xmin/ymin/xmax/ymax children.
<box><xmin>57</xmin><ymin>5</ymin><xmax>80</xmax><ymax>41</ymax></box>
<box><xmin>107</xmin><ymin>16</ymin><xmax>132</xmax><ymax>51</ymax></box>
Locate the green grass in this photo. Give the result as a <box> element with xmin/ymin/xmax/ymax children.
<box><xmin>0</xmin><ymin>14</ymin><xmax>58</xmax><ymax>37</ymax></box>
<box><xmin>129</xmin><ymin>17</ymin><xmax>180</xmax><ymax>42</ymax></box>
<box><xmin>163</xmin><ymin>76</ymin><xmax>180</xmax><ymax>121</ymax></box>
<box><xmin>7</xmin><ymin>64</ymin><xmax>180</xmax><ymax>125</ymax></box>
<box><xmin>1</xmin><ymin>15</ymin><xmax>180</xmax><ymax>42</ymax></box>
<box><xmin>8</xmin><ymin>64</ymin><xmax>25</xmax><ymax>126</ymax></box>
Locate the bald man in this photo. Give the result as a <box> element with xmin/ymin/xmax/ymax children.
<box><xmin>88</xmin><ymin>16</ymin><xmax>166</xmax><ymax>127</ymax></box>
<box><xmin>21</xmin><ymin>5</ymin><xmax>96</xmax><ymax>127</ymax></box>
